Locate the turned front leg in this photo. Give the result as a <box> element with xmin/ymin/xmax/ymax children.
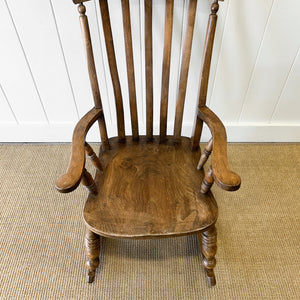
<box><xmin>200</xmin><ymin>225</ymin><xmax>217</xmax><ymax>286</ymax></box>
<box><xmin>84</xmin><ymin>228</ymin><xmax>101</xmax><ymax>283</ymax></box>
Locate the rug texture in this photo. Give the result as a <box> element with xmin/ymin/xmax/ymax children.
<box><xmin>0</xmin><ymin>143</ymin><xmax>299</xmax><ymax>299</ymax></box>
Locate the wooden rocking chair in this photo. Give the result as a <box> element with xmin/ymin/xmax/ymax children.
<box><xmin>56</xmin><ymin>0</ymin><xmax>241</xmax><ymax>286</ymax></box>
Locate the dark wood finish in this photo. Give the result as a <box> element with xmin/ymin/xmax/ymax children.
<box><xmin>197</xmin><ymin>137</ymin><xmax>213</xmax><ymax>170</ymax></box>
<box><xmin>99</xmin><ymin>0</ymin><xmax>125</xmax><ymax>142</ymax></box>
<box><xmin>197</xmin><ymin>106</ymin><xmax>241</xmax><ymax>191</ymax></box>
<box><xmin>78</xmin><ymin>3</ymin><xmax>109</xmax><ymax>150</ymax></box>
<box><xmin>201</xmin><ymin>165</ymin><xmax>214</xmax><ymax>194</ymax></box>
<box><xmin>121</xmin><ymin>0</ymin><xmax>139</xmax><ymax>140</ymax></box>
<box><xmin>199</xmin><ymin>224</ymin><xmax>217</xmax><ymax>286</ymax></box>
<box><xmin>84</xmin><ymin>228</ymin><xmax>101</xmax><ymax>283</ymax></box>
<box><xmin>145</xmin><ymin>0</ymin><xmax>153</xmax><ymax>140</ymax></box>
<box><xmin>84</xmin><ymin>136</ymin><xmax>218</xmax><ymax>238</ymax></box>
<box><xmin>173</xmin><ymin>0</ymin><xmax>197</xmax><ymax>139</ymax></box>
<box><xmin>57</xmin><ymin>0</ymin><xmax>239</xmax><ymax>286</ymax></box>
<box><xmin>198</xmin><ymin>2</ymin><xmax>219</xmax><ymax>107</ymax></box>
<box><xmin>85</xmin><ymin>143</ymin><xmax>103</xmax><ymax>172</ymax></box>
<box><xmin>56</xmin><ymin>107</ymin><xmax>103</xmax><ymax>193</ymax></box>
<box><xmin>73</xmin><ymin>0</ymin><xmax>91</xmax><ymax>4</ymax></box>
<box><xmin>159</xmin><ymin>0</ymin><xmax>174</xmax><ymax>141</ymax></box>
<box><xmin>82</xmin><ymin>168</ymin><xmax>98</xmax><ymax>195</ymax></box>
<box><xmin>191</xmin><ymin>0</ymin><xmax>219</xmax><ymax>150</ymax></box>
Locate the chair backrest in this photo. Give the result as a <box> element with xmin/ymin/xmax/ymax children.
<box><xmin>74</xmin><ymin>0</ymin><xmax>222</xmax><ymax>149</ymax></box>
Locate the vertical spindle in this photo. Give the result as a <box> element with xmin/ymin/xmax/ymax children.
<box><xmin>121</xmin><ymin>0</ymin><xmax>139</xmax><ymax>140</ymax></box>
<box><xmin>173</xmin><ymin>0</ymin><xmax>198</xmax><ymax>139</ymax></box>
<box><xmin>99</xmin><ymin>0</ymin><xmax>126</xmax><ymax>142</ymax></box>
<box><xmin>145</xmin><ymin>0</ymin><xmax>153</xmax><ymax>140</ymax></box>
<box><xmin>160</xmin><ymin>0</ymin><xmax>174</xmax><ymax>142</ymax></box>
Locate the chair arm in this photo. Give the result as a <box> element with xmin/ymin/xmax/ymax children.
<box><xmin>56</xmin><ymin>107</ymin><xmax>103</xmax><ymax>193</ymax></box>
<box><xmin>197</xmin><ymin>106</ymin><xmax>241</xmax><ymax>191</ymax></box>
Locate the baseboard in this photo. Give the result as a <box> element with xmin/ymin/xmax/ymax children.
<box><xmin>0</xmin><ymin>123</ymin><xmax>299</xmax><ymax>142</ymax></box>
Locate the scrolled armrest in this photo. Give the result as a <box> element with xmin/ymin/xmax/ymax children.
<box><xmin>197</xmin><ymin>106</ymin><xmax>241</xmax><ymax>191</ymax></box>
<box><xmin>56</xmin><ymin>107</ymin><xmax>103</xmax><ymax>193</ymax></box>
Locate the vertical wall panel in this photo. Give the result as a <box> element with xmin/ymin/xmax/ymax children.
<box><xmin>0</xmin><ymin>0</ymin><xmax>47</xmax><ymax>123</ymax></box>
<box><xmin>209</xmin><ymin>0</ymin><xmax>274</xmax><ymax>122</ymax></box>
<box><xmin>239</xmin><ymin>0</ymin><xmax>300</xmax><ymax>123</ymax></box>
<box><xmin>271</xmin><ymin>48</ymin><xmax>300</xmax><ymax>123</ymax></box>
<box><xmin>6</xmin><ymin>0</ymin><xmax>78</xmax><ymax>123</ymax></box>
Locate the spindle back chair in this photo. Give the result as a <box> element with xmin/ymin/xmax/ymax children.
<box><xmin>56</xmin><ymin>0</ymin><xmax>241</xmax><ymax>287</ymax></box>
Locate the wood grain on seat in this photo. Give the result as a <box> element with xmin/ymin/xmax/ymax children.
<box><xmin>83</xmin><ymin>137</ymin><xmax>218</xmax><ymax>238</ymax></box>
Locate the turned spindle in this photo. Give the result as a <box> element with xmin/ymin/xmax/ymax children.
<box><xmin>85</xmin><ymin>143</ymin><xmax>103</xmax><ymax>172</ymax></box>
<box><xmin>197</xmin><ymin>138</ymin><xmax>213</xmax><ymax>170</ymax></box>
<box><xmin>81</xmin><ymin>168</ymin><xmax>98</xmax><ymax>195</ymax></box>
<box><xmin>77</xmin><ymin>1</ymin><xmax>110</xmax><ymax>150</ymax></box>
<box><xmin>191</xmin><ymin>0</ymin><xmax>221</xmax><ymax>150</ymax></box>
<box><xmin>84</xmin><ymin>228</ymin><xmax>101</xmax><ymax>283</ymax></box>
<box><xmin>201</xmin><ymin>166</ymin><xmax>214</xmax><ymax>193</ymax></box>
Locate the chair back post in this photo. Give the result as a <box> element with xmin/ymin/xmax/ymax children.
<box><xmin>76</xmin><ymin>1</ymin><xmax>110</xmax><ymax>150</ymax></box>
<box><xmin>191</xmin><ymin>0</ymin><xmax>221</xmax><ymax>150</ymax></box>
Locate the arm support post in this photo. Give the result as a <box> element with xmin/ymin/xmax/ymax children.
<box><xmin>197</xmin><ymin>137</ymin><xmax>213</xmax><ymax>170</ymax></box>
<box><xmin>85</xmin><ymin>143</ymin><xmax>103</xmax><ymax>172</ymax></box>
<box><xmin>201</xmin><ymin>165</ymin><xmax>214</xmax><ymax>193</ymax></box>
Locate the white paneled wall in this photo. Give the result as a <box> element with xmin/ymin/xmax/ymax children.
<box><xmin>0</xmin><ymin>0</ymin><xmax>299</xmax><ymax>142</ymax></box>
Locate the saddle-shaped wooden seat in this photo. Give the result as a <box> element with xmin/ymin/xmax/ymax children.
<box><xmin>83</xmin><ymin>136</ymin><xmax>218</xmax><ymax>238</ymax></box>
<box><xmin>56</xmin><ymin>0</ymin><xmax>240</xmax><ymax>287</ymax></box>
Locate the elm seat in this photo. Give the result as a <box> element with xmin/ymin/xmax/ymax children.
<box><xmin>83</xmin><ymin>137</ymin><xmax>218</xmax><ymax>238</ymax></box>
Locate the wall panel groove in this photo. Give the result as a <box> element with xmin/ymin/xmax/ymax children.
<box><xmin>6</xmin><ymin>0</ymin><xmax>79</xmax><ymax>123</ymax></box>
<box><xmin>238</xmin><ymin>0</ymin><xmax>275</xmax><ymax>123</ymax></box>
<box><xmin>269</xmin><ymin>45</ymin><xmax>300</xmax><ymax>123</ymax></box>
<box><xmin>49</xmin><ymin>0</ymin><xmax>80</xmax><ymax>120</ymax></box>
<box><xmin>0</xmin><ymin>0</ymin><xmax>49</xmax><ymax>123</ymax></box>
<box><xmin>239</xmin><ymin>0</ymin><xmax>300</xmax><ymax>123</ymax></box>
<box><xmin>0</xmin><ymin>83</ymin><xmax>18</xmax><ymax>124</ymax></box>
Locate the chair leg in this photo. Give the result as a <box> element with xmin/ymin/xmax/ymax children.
<box><xmin>84</xmin><ymin>227</ymin><xmax>101</xmax><ymax>283</ymax></box>
<box><xmin>200</xmin><ymin>225</ymin><xmax>217</xmax><ymax>286</ymax></box>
